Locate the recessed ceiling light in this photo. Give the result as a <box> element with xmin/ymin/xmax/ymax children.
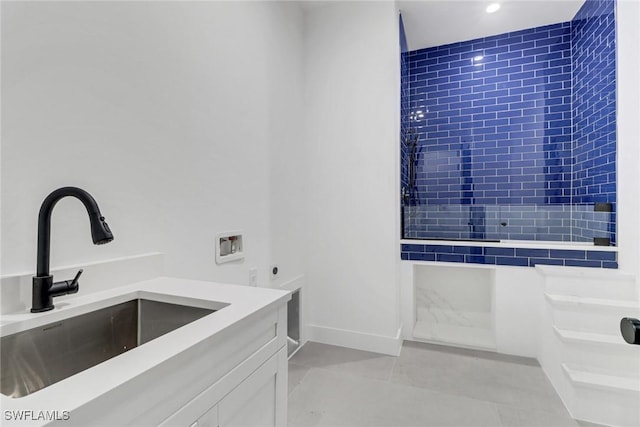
<box><xmin>486</xmin><ymin>3</ymin><xmax>501</xmax><ymax>13</ymax></box>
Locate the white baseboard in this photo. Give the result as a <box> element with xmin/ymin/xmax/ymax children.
<box><xmin>307</xmin><ymin>324</ymin><xmax>403</xmax><ymax>356</ymax></box>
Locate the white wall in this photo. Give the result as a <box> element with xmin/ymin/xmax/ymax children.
<box><xmin>267</xmin><ymin>4</ymin><xmax>307</xmax><ymax>288</ymax></box>
<box><xmin>303</xmin><ymin>1</ymin><xmax>402</xmax><ymax>355</ymax></box>
<box><xmin>493</xmin><ymin>267</ymin><xmax>542</xmax><ymax>357</ymax></box>
<box><xmin>616</xmin><ymin>0</ymin><xmax>640</xmax><ymax>280</ymax></box>
<box><xmin>1</xmin><ymin>2</ymin><xmax>305</xmax><ymax>290</ymax></box>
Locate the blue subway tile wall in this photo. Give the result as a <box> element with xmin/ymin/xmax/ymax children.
<box><xmin>571</xmin><ymin>205</ymin><xmax>612</xmax><ymax>242</ymax></box>
<box><xmin>401</xmin><ymin>244</ymin><xmax>617</xmax><ymax>269</ymax></box>
<box><xmin>401</xmin><ymin>0</ymin><xmax>617</xmax><ymax>247</ymax></box>
<box><xmin>403</xmin><ymin>204</ymin><xmax>576</xmax><ymax>241</ymax></box>
<box><xmin>405</xmin><ymin>22</ymin><xmax>573</xmax><ymax>208</ymax></box>
<box><xmin>571</xmin><ymin>0</ymin><xmax>617</xmax><ymax>243</ymax></box>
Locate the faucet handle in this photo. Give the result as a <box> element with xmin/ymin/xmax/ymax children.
<box><xmin>47</xmin><ymin>269</ymin><xmax>82</xmax><ymax>299</ymax></box>
<box><xmin>70</xmin><ymin>269</ymin><xmax>83</xmax><ymax>287</ymax></box>
<box><xmin>66</xmin><ymin>269</ymin><xmax>83</xmax><ymax>293</ymax></box>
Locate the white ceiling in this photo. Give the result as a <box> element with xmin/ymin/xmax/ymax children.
<box><xmin>399</xmin><ymin>0</ymin><xmax>585</xmax><ymax>51</ymax></box>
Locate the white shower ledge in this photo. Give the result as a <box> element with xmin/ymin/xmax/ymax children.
<box><xmin>401</xmin><ymin>239</ymin><xmax>618</xmax><ymax>251</ymax></box>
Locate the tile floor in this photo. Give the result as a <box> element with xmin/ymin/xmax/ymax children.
<box><xmin>288</xmin><ymin>341</ymin><xmax>601</xmax><ymax>427</ymax></box>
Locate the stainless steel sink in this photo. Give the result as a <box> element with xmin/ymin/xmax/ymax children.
<box><xmin>1</xmin><ymin>299</ymin><xmax>216</xmax><ymax>398</ymax></box>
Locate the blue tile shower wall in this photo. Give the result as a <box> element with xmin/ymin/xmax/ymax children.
<box><xmin>407</xmin><ymin>22</ymin><xmax>573</xmax><ymax>204</ymax></box>
<box><xmin>405</xmin><ymin>23</ymin><xmax>574</xmax><ymax>241</ymax></box>
<box><xmin>401</xmin><ymin>244</ymin><xmax>618</xmax><ymax>269</ymax></box>
<box><xmin>571</xmin><ymin>0</ymin><xmax>617</xmax><ymax>243</ymax></box>
<box><xmin>404</xmin><ymin>204</ymin><xmax>576</xmax><ymax>241</ymax></box>
<box><xmin>402</xmin><ymin>0</ymin><xmax>617</xmax><ymax>246</ymax></box>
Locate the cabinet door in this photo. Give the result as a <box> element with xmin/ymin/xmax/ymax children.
<box><xmin>218</xmin><ymin>347</ymin><xmax>287</xmax><ymax>427</ymax></box>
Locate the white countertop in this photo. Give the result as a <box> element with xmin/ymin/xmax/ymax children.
<box><xmin>0</xmin><ymin>277</ymin><xmax>290</xmax><ymax>425</ymax></box>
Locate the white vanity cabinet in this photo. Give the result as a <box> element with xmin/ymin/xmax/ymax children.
<box><xmin>0</xmin><ymin>278</ymin><xmax>290</xmax><ymax>427</ymax></box>
<box><xmin>178</xmin><ymin>348</ymin><xmax>287</xmax><ymax>427</ymax></box>
<box><xmin>158</xmin><ymin>296</ymin><xmax>289</xmax><ymax>427</ymax></box>
<box><xmin>218</xmin><ymin>348</ymin><xmax>287</xmax><ymax>427</ymax></box>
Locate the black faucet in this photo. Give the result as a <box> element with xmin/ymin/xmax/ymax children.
<box><xmin>31</xmin><ymin>187</ymin><xmax>114</xmax><ymax>313</ymax></box>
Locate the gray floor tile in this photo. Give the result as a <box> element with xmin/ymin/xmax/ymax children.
<box><xmin>496</xmin><ymin>404</ymin><xmax>579</xmax><ymax>427</ymax></box>
<box><xmin>575</xmin><ymin>421</ymin><xmax>608</xmax><ymax>427</ymax></box>
<box><xmin>288</xmin><ymin>341</ymin><xmax>578</xmax><ymax>427</ymax></box>
<box><xmin>402</xmin><ymin>341</ymin><xmax>540</xmax><ymax>366</ymax></box>
<box><xmin>288</xmin><ymin>362</ymin><xmax>311</xmax><ymax>395</ymax></box>
<box><xmin>289</xmin><ymin>341</ymin><xmax>397</xmax><ymax>381</ymax></box>
<box><xmin>390</xmin><ymin>341</ymin><xmax>569</xmax><ymax>415</ymax></box>
<box><xmin>288</xmin><ymin>367</ymin><xmax>503</xmax><ymax>427</ymax></box>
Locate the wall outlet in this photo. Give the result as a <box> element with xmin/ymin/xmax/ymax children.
<box><xmin>249</xmin><ymin>268</ymin><xmax>258</xmax><ymax>286</ymax></box>
<box><xmin>270</xmin><ymin>265</ymin><xmax>279</xmax><ymax>280</ymax></box>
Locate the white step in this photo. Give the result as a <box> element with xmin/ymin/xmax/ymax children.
<box><xmin>553</xmin><ymin>327</ymin><xmax>640</xmax><ymax>378</ymax></box>
<box><xmin>545</xmin><ymin>293</ymin><xmax>640</xmax><ymax>335</ymax></box>
<box><xmin>553</xmin><ymin>326</ymin><xmax>631</xmax><ymax>347</ymax></box>
<box><xmin>545</xmin><ymin>294</ymin><xmax>639</xmax><ymax>311</ymax></box>
<box><xmin>540</xmin><ymin>269</ymin><xmax>640</xmax><ymax>427</ymax></box>
<box><xmin>562</xmin><ymin>363</ymin><xmax>640</xmax><ymax>392</ymax></box>
<box><xmin>563</xmin><ymin>363</ymin><xmax>640</xmax><ymax>427</ymax></box>
<box><xmin>538</xmin><ymin>265</ymin><xmax>637</xmax><ymax>300</ymax></box>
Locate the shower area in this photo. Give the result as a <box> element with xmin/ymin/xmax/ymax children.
<box><xmin>400</xmin><ymin>0</ymin><xmax>617</xmax><ymax>247</ymax></box>
<box><xmin>397</xmin><ymin>6</ymin><xmax>638</xmax><ymax>424</ymax></box>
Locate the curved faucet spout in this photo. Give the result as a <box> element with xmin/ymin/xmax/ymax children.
<box><xmin>32</xmin><ymin>187</ymin><xmax>114</xmax><ymax>312</ymax></box>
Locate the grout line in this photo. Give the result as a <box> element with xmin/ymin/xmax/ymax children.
<box><xmin>491</xmin><ymin>402</ymin><xmax>506</xmax><ymax>427</ymax></box>
<box><xmin>287</xmin><ymin>362</ymin><xmax>312</xmax><ymax>397</ymax></box>
<box><xmin>387</xmin><ymin>355</ymin><xmax>399</xmax><ymax>383</ymax></box>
